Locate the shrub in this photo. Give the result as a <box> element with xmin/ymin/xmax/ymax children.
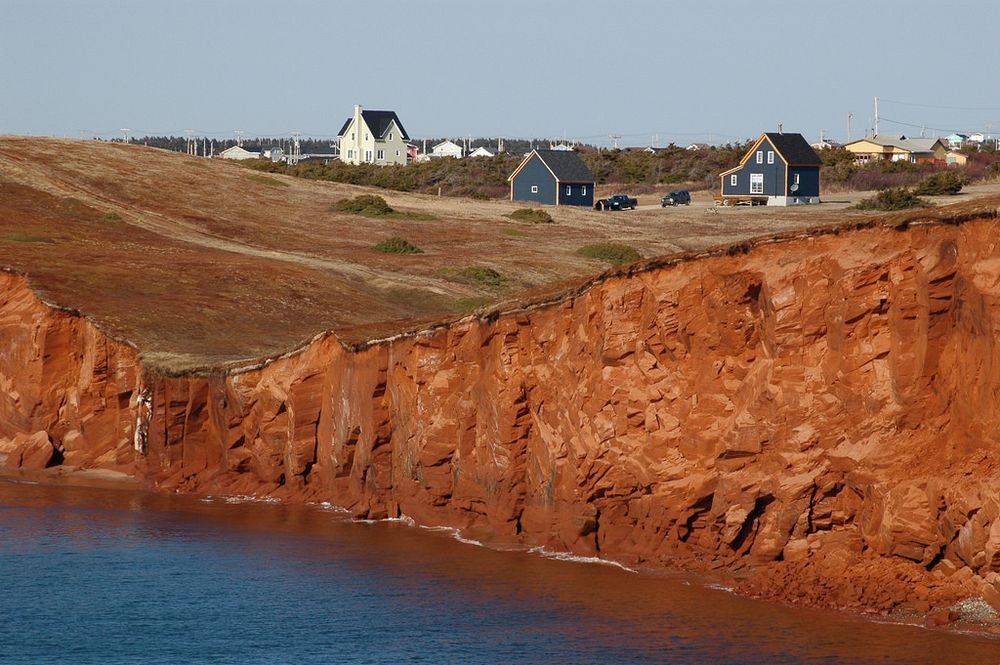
<box><xmin>372</xmin><ymin>237</ymin><xmax>423</xmax><ymax>254</ymax></box>
<box><xmin>332</xmin><ymin>194</ymin><xmax>395</xmax><ymax>216</ymax></box>
<box><xmin>576</xmin><ymin>243</ymin><xmax>642</xmax><ymax>265</ymax></box>
<box><xmin>507</xmin><ymin>208</ymin><xmax>553</xmax><ymax>224</ymax></box>
<box><xmin>456</xmin><ymin>266</ymin><xmax>506</xmax><ymax>288</ymax></box>
<box><xmin>913</xmin><ymin>171</ymin><xmax>963</xmax><ymax>196</ymax></box>
<box><xmin>102</xmin><ymin>212</ymin><xmax>122</xmax><ymax>222</ymax></box>
<box><xmin>854</xmin><ymin>188</ymin><xmax>932</xmax><ymax>211</ymax></box>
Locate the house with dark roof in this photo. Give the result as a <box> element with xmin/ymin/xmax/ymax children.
<box><xmin>337</xmin><ymin>104</ymin><xmax>410</xmax><ymax>165</ymax></box>
<box><xmin>719</xmin><ymin>132</ymin><xmax>822</xmax><ymax>205</ymax></box>
<box><xmin>508</xmin><ymin>149</ymin><xmax>595</xmax><ymax>207</ymax></box>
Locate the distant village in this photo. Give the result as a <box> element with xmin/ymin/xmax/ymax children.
<box><xmin>135</xmin><ymin>102</ymin><xmax>999</xmax><ymax>209</ymax></box>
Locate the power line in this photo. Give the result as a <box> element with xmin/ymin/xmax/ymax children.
<box><xmin>880</xmin><ymin>98</ymin><xmax>1000</xmax><ymax>113</ymax></box>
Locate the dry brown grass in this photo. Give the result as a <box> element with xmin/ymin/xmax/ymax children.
<box><xmin>2</xmin><ymin>136</ymin><xmax>999</xmax><ymax>373</ymax></box>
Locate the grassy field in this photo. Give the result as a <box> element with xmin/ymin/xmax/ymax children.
<box><xmin>2</xmin><ymin>136</ymin><xmax>997</xmax><ymax>373</ymax></box>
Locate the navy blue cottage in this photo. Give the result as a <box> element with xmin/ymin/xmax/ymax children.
<box><xmin>508</xmin><ymin>149</ymin><xmax>595</xmax><ymax>207</ymax></box>
<box><xmin>719</xmin><ymin>132</ymin><xmax>822</xmax><ymax>206</ymax></box>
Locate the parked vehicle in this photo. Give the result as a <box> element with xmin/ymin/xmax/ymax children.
<box><xmin>594</xmin><ymin>194</ymin><xmax>638</xmax><ymax>211</ymax></box>
<box><xmin>661</xmin><ymin>190</ymin><xmax>691</xmax><ymax>206</ymax></box>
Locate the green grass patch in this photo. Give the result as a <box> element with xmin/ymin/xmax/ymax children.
<box><xmin>576</xmin><ymin>243</ymin><xmax>642</xmax><ymax>266</ymax></box>
<box><xmin>246</xmin><ymin>173</ymin><xmax>290</xmax><ymax>188</ymax></box>
<box><xmin>3</xmin><ymin>233</ymin><xmax>54</xmax><ymax>243</ymax></box>
<box><xmin>854</xmin><ymin>188</ymin><xmax>932</xmax><ymax>211</ymax></box>
<box><xmin>102</xmin><ymin>212</ymin><xmax>122</xmax><ymax>222</ymax></box>
<box><xmin>453</xmin><ymin>266</ymin><xmax>507</xmax><ymax>288</ymax></box>
<box><xmin>331</xmin><ymin>194</ymin><xmax>436</xmax><ymax>221</ymax></box>
<box><xmin>507</xmin><ymin>208</ymin><xmax>554</xmax><ymax>224</ymax></box>
<box><xmin>372</xmin><ymin>237</ymin><xmax>423</xmax><ymax>254</ymax></box>
<box><xmin>500</xmin><ymin>228</ymin><xmax>529</xmax><ymax>237</ymax></box>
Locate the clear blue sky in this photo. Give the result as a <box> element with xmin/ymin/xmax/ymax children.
<box><xmin>2</xmin><ymin>0</ymin><xmax>998</xmax><ymax>147</ymax></box>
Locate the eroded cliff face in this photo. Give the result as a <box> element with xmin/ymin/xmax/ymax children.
<box><xmin>4</xmin><ymin>217</ymin><xmax>1000</xmax><ymax>616</ymax></box>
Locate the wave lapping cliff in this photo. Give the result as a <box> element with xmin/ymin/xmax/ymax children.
<box><xmin>4</xmin><ymin>216</ymin><xmax>1000</xmax><ymax>618</ymax></box>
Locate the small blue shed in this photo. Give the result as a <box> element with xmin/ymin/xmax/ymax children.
<box><xmin>719</xmin><ymin>132</ymin><xmax>822</xmax><ymax>206</ymax></box>
<box><xmin>508</xmin><ymin>149</ymin><xmax>595</xmax><ymax>207</ymax></box>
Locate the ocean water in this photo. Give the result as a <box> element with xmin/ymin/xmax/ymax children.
<box><xmin>1</xmin><ymin>478</ymin><xmax>998</xmax><ymax>664</ymax></box>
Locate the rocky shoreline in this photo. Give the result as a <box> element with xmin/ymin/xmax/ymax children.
<box><xmin>4</xmin><ymin>212</ymin><xmax>1000</xmax><ymax>630</ymax></box>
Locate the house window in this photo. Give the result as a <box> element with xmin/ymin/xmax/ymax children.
<box><xmin>582</xmin><ymin>185</ymin><xmax>587</xmax><ymax>195</ymax></box>
<box><xmin>756</xmin><ymin>151</ymin><xmax>763</xmax><ymax>164</ymax></box>
<box><xmin>750</xmin><ymin>173</ymin><xmax>764</xmax><ymax>194</ymax></box>
<box><xmin>566</xmin><ymin>185</ymin><xmax>572</xmax><ymax>196</ymax></box>
<box><xmin>793</xmin><ymin>173</ymin><xmax>800</xmax><ymax>185</ymax></box>
<box><xmin>365</xmin><ymin>149</ymin><xmax>372</xmax><ymax>162</ymax></box>
<box><xmin>389</xmin><ymin>132</ymin><xmax>393</xmax><ymax>141</ymax></box>
<box><xmin>376</xmin><ymin>149</ymin><xmax>384</xmax><ymax>161</ymax></box>
<box><xmin>730</xmin><ymin>174</ymin><xmax>737</xmax><ymax>187</ymax></box>
<box><xmin>364</xmin><ymin>133</ymin><xmax>369</xmax><ymax>141</ymax></box>
<box><xmin>767</xmin><ymin>151</ymin><xmax>774</xmax><ymax>164</ymax></box>
<box><xmin>351</xmin><ymin>132</ymin><xmax>355</xmax><ymax>141</ymax></box>
<box><xmin>396</xmin><ymin>150</ymin><xmax>400</xmax><ymax>157</ymax></box>
<box><xmin>531</xmin><ymin>185</ymin><xmax>539</xmax><ymax>193</ymax></box>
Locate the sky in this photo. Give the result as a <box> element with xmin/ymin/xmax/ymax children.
<box><xmin>2</xmin><ymin>0</ymin><xmax>999</xmax><ymax>147</ymax></box>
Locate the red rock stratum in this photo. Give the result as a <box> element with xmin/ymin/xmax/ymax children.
<box><xmin>3</xmin><ymin>138</ymin><xmax>1000</xmax><ymax>624</ymax></box>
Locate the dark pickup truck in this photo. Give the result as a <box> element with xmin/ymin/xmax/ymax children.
<box><xmin>661</xmin><ymin>190</ymin><xmax>691</xmax><ymax>206</ymax></box>
<box><xmin>594</xmin><ymin>194</ymin><xmax>638</xmax><ymax>211</ymax></box>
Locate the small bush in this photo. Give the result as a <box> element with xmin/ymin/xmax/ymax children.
<box><xmin>102</xmin><ymin>212</ymin><xmax>122</xmax><ymax>222</ymax></box>
<box><xmin>854</xmin><ymin>188</ymin><xmax>932</xmax><ymax>211</ymax></box>
<box><xmin>576</xmin><ymin>243</ymin><xmax>642</xmax><ymax>265</ymax></box>
<box><xmin>332</xmin><ymin>194</ymin><xmax>395</xmax><ymax>216</ymax></box>
<box><xmin>507</xmin><ymin>208</ymin><xmax>553</xmax><ymax>224</ymax></box>
<box><xmin>456</xmin><ymin>266</ymin><xmax>506</xmax><ymax>288</ymax></box>
<box><xmin>372</xmin><ymin>237</ymin><xmax>423</xmax><ymax>254</ymax></box>
<box><xmin>913</xmin><ymin>171</ymin><xmax>963</xmax><ymax>196</ymax></box>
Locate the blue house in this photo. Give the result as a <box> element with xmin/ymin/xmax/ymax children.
<box><xmin>719</xmin><ymin>132</ymin><xmax>822</xmax><ymax>206</ymax></box>
<box><xmin>508</xmin><ymin>149</ymin><xmax>595</xmax><ymax>207</ymax></box>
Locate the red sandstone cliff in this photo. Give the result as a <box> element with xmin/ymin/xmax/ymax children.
<box><xmin>4</xmin><ymin>216</ymin><xmax>1000</xmax><ymax>620</ymax></box>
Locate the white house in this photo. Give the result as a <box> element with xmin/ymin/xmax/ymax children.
<box><xmin>337</xmin><ymin>104</ymin><xmax>410</xmax><ymax>165</ymax></box>
<box><xmin>468</xmin><ymin>146</ymin><xmax>494</xmax><ymax>158</ymax></box>
<box><xmin>431</xmin><ymin>140</ymin><xmax>464</xmax><ymax>158</ymax></box>
<box><xmin>219</xmin><ymin>145</ymin><xmax>261</xmax><ymax>160</ymax></box>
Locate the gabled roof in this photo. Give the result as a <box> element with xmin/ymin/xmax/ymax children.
<box><xmin>763</xmin><ymin>132</ymin><xmax>822</xmax><ymax>166</ymax></box>
<box><xmin>719</xmin><ymin>132</ymin><xmax>820</xmax><ymax>178</ymax></box>
<box><xmin>844</xmin><ymin>135</ymin><xmax>946</xmax><ymax>154</ymax></box>
<box><xmin>337</xmin><ymin>109</ymin><xmax>410</xmax><ymax>140</ymax></box>
<box><xmin>509</xmin><ymin>149</ymin><xmax>595</xmax><ymax>183</ymax></box>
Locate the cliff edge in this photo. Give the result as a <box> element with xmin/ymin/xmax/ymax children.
<box><xmin>4</xmin><ymin>203</ymin><xmax>1000</xmax><ymax>624</ymax></box>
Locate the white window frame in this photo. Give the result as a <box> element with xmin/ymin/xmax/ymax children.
<box><xmin>756</xmin><ymin>151</ymin><xmax>763</xmax><ymax>164</ymax></box>
<box><xmin>750</xmin><ymin>173</ymin><xmax>764</xmax><ymax>194</ymax></box>
<box><xmin>566</xmin><ymin>185</ymin><xmax>571</xmax><ymax>196</ymax></box>
<box><xmin>767</xmin><ymin>150</ymin><xmax>774</xmax><ymax>164</ymax></box>
<box><xmin>364</xmin><ymin>133</ymin><xmax>369</xmax><ymax>141</ymax></box>
<box><xmin>365</xmin><ymin>149</ymin><xmax>373</xmax><ymax>162</ymax></box>
<box><xmin>388</xmin><ymin>132</ymin><xmax>393</xmax><ymax>141</ymax></box>
<box><xmin>793</xmin><ymin>173</ymin><xmax>800</xmax><ymax>185</ymax></box>
<box><xmin>730</xmin><ymin>174</ymin><xmax>737</xmax><ymax>187</ymax></box>
<box><xmin>582</xmin><ymin>185</ymin><xmax>587</xmax><ymax>195</ymax></box>
<box><xmin>351</xmin><ymin>132</ymin><xmax>355</xmax><ymax>141</ymax></box>
<box><xmin>395</xmin><ymin>150</ymin><xmax>400</xmax><ymax>157</ymax></box>
<box><xmin>530</xmin><ymin>185</ymin><xmax>539</xmax><ymax>193</ymax></box>
<box><xmin>376</xmin><ymin>149</ymin><xmax>384</xmax><ymax>161</ymax></box>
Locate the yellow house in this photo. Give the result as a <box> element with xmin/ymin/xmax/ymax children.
<box><xmin>337</xmin><ymin>104</ymin><xmax>410</xmax><ymax>166</ymax></box>
<box><xmin>843</xmin><ymin>135</ymin><xmax>947</xmax><ymax>165</ymax></box>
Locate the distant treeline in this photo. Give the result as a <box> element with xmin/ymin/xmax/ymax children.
<box><xmin>240</xmin><ymin>142</ymin><xmax>755</xmax><ymax>198</ymax></box>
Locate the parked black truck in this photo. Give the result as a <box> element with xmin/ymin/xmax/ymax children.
<box><xmin>594</xmin><ymin>194</ymin><xmax>638</xmax><ymax>211</ymax></box>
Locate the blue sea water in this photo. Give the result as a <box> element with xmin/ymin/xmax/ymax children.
<box><xmin>1</xmin><ymin>478</ymin><xmax>998</xmax><ymax>664</ymax></box>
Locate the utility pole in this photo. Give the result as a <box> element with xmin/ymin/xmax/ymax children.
<box><xmin>120</xmin><ymin>128</ymin><xmax>131</xmax><ymax>143</ymax></box>
<box><xmin>874</xmin><ymin>96</ymin><xmax>879</xmax><ymax>137</ymax></box>
<box><xmin>184</xmin><ymin>129</ymin><xmax>195</xmax><ymax>155</ymax></box>
<box><xmin>290</xmin><ymin>131</ymin><xmax>301</xmax><ymax>165</ymax></box>
<box><xmin>847</xmin><ymin>112</ymin><xmax>853</xmax><ymax>143</ymax></box>
<box><xmin>609</xmin><ymin>134</ymin><xmax>621</xmax><ymax>149</ymax></box>
<box><xmin>235</xmin><ymin>130</ymin><xmax>244</xmax><ymax>147</ymax></box>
